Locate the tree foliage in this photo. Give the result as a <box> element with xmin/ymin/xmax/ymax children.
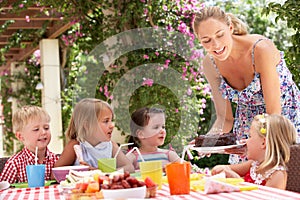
<box><xmin>263</xmin><ymin>0</ymin><xmax>300</xmax><ymax>85</ymax></box>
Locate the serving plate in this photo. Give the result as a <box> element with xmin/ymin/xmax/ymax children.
<box><xmin>190</xmin><ymin>144</ymin><xmax>245</xmax><ymax>154</ymax></box>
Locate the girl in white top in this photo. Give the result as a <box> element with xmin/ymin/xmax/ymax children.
<box><xmin>126</xmin><ymin>107</ymin><xmax>180</xmax><ymax>170</ymax></box>
<box><xmin>54</xmin><ymin>98</ymin><xmax>134</xmax><ymax>172</ymax></box>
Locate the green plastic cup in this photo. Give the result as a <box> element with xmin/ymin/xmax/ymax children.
<box><xmin>98</xmin><ymin>158</ymin><xmax>116</xmax><ymax>172</ymax></box>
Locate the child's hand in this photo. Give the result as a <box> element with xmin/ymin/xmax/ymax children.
<box><xmin>222</xmin><ymin>168</ymin><xmax>241</xmax><ymax>178</ymax></box>
<box><xmin>211</xmin><ymin>165</ymin><xmax>230</xmax><ymax>175</ymax></box>
<box><xmin>79</xmin><ymin>161</ymin><xmax>97</xmax><ymax>170</ymax></box>
<box><xmin>211</xmin><ymin>165</ymin><xmax>241</xmax><ymax>178</ymax></box>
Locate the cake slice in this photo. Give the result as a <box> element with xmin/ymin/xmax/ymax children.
<box><xmin>194</xmin><ymin>132</ymin><xmax>236</xmax><ymax>147</ymax></box>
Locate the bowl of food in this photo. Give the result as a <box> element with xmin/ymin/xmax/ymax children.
<box><xmin>102</xmin><ymin>185</ymin><xmax>147</xmax><ymax>199</ymax></box>
<box><xmin>101</xmin><ymin>172</ymin><xmax>147</xmax><ymax>199</ymax></box>
<box><xmin>52</xmin><ymin>165</ymin><xmax>89</xmax><ymax>183</ymax></box>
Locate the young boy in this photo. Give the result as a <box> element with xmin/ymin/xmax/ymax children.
<box><xmin>0</xmin><ymin>105</ymin><xmax>59</xmax><ymax>184</ymax></box>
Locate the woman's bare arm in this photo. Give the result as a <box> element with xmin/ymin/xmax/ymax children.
<box><xmin>254</xmin><ymin>40</ymin><xmax>281</xmax><ymax>114</ymax></box>
<box><xmin>202</xmin><ymin>55</ymin><xmax>234</xmax><ymax>133</ymax></box>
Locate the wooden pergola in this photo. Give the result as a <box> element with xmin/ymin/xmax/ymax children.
<box><xmin>0</xmin><ymin>0</ymin><xmax>72</xmax><ymax>72</ymax></box>
<box><xmin>0</xmin><ymin>1</ymin><xmax>73</xmax><ymax>155</ymax></box>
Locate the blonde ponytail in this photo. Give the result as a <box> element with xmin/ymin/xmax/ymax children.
<box><xmin>227</xmin><ymin>13</ymin><xmax>248</xmax><ymax>35</ymax></box>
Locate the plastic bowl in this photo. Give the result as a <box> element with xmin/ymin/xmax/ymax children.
<box><xmin>102</xmin><ymin>185</ymin><xmax>146</xmax><ymax>199</ymax></box>
<box><xmin>52</xmin><ymin>166</ymin><xmax>89</xmax><ymax>183</ymax></box>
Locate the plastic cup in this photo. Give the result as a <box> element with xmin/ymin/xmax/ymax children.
<box><xmin>26</xmin><ymin>164</ymin><xmax>45</xmax><ymax>188</ymax></box>
<box><xmin>165</xmin><ymin>162</ymin><xmax>190</xmax><ymax>195</ymax></box>
<box><xmin>98</xmin><ymin>158</ymin><xmax>116</xmax><ymax>172</ymax></box>
<box><xmin>139</xmin><ymin>160</ymin><xmax>162</xmax><ymax>189</ymax></box>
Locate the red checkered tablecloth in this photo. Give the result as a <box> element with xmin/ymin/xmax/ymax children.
<box><xmin>1</xmin><ymin>184</ymin><xmax>299</xmax><ymax>200</ymax></box>
<box><xmin>0</xmin><ymin>185</ymin><xmax>63</xmax><ymax>200</ymax></box>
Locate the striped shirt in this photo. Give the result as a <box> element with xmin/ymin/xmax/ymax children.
<box><xmin>129</xmin><ymin>148</ymin><xmax>174</xmax><ymax>170</ymax></box>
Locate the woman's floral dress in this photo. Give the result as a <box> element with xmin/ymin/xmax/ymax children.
<box><xmin>211</xmin><ymin>38</ymin><xmax>300</xmax><ymax>164</ymax></box>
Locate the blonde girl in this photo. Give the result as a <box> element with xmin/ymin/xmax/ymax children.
<box><xmin>54</xmin><ymin>98</ymin><xmax>134</xmax><ymax>172</ymax></box>
<box><xmin>211</xmin><ymin>114</ymin><xmax>296</xmax><ymax>189</ymax></box>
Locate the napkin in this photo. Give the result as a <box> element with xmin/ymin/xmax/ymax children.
<box><xmin>74</xmin><ymin>145</ymin><xmax>84</xmax><ymax>163</ymax></box>
<box><xmin>0</xmin><ymin>181</ymin><xmax>10</xmax><ymax>190</ymax></box>
<box><xmin>204</xmin><ymin>178</ymin><xmax>240</xmax><ymax>194</ymax></box>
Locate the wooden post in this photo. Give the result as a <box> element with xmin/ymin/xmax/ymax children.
<box><xmin>40</xmin><ymin>39</ymin><xmax>63</xmax><ymax>154</ymax></box>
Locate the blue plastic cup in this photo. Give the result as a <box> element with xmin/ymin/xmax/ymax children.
<box><xmin>26</xmin><ymin>164</ymin><xmax>45</xmax><ymax>188</ymax></box>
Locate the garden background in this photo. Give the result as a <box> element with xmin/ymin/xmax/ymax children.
<box><xmin>0</xmin><ymin>0</ymin><xmax>299</xmax><ymax>168</ymax></box>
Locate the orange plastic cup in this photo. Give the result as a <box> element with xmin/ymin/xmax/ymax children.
<box><xmin>165</xmin><ymin>162</ymin><xmax>190</xmax><ymax>195</ymax></box>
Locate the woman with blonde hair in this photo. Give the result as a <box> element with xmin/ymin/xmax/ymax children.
<box><xmin>211</xmin><ymin>114</ymin><xmax>296</xmax><ymax>189</ymax></box>
<box><xmin>192</xmin><ymin>6</ymin><xmax>300</xmax><ymax>164</ymax></box>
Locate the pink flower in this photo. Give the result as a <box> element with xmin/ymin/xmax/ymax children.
<box><xmin>164</xmin><ymin>59</ymin><xmax>170</xmax><ymax>69</ymax></box>
<box><xmin>163</xmin><ymin>5</ymin><xmax>168</xmax><ymax>11</ymax></box>
<box><xmin>144</xmin><ymin>8</ymin><xmax>148</xmax><ymax>15</ymax></box>
<box><xmin>34</xmin><ymin>49</ymin><xmax>40</xmax><ymax>58</ymax></box>
<box><xmin>187</xmin><ymin>88</ymin><xmax>192</xmax><ymax>95</ymax></box>
<box><xmin>178</xmin><ymin>22</ymin><xmax>187</xmax><ymax>34</ymax></box>
<box><xmin>157</xmin><ymin>66</ymin><xmax>164</xmax><ymax>72</ymax></box>
<box><xmin>19</xmin><ymin>4</ymin><xmax>24</xmax><ymax>8</ymax></box>
<box><xmin>142</xmin><ymin>78</ymin><xmax>154</xmax><ymax>87</ymax></box>
<box><xmin>143</xmin><ymin>55</ymin><xmax>149</xmax><ymax>59</ymax></box>
<box><xmin>25</xmin><ymin>16</ymin><xmax>30</xmax><ymax>22</ymax></box>
<box><xmin>166</xmin><ymin>24</ymin><xmax>174</xmax><ymax>31</ymax></box>
<box><xmin>103</xmin><ymin>85</ymin><xmax>111</xmax><ymax>98</ymax></box>
<box><xmin>155</xmin><ymin>52</ymin><xmax>159</xmax><ymax>56</ymax></box>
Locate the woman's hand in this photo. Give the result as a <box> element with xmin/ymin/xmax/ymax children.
<box><xmin>224</xmin><ymin>145</ymin><xmax>246</xmax><ymax>155</ymax></box>
<box><xmin>224</xmin><ymin>139</ymin><xmax>247</xmax><ymax>155</ymax></box>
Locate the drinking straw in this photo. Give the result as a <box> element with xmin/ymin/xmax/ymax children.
<box><xmin>127</xmin><ymin>147</ymin><xmax>145</xmax><ymax>162</ymax></box>
<box><xmin>114</xmin><ymin>143</ymin><xmax>134</xmax><ymax>159</ymax></box>
<box><xmin>180</xmin><ymin>145</ymin><xmax>193</xmax><ymax>163</ymax></box>
<box><xmin>186</xmin><ymin>145</ymin><xmax>194</xmax><ymax>160</ymax></box>
<box><xmin>35</xmin><ymin>146</ymin><xmax>38</xmax><ymax>165</ymax></box>
<box><xmin>180</xmin><ymin>146</ymin><xmax>187</xmax><ymax>163</ymax></box>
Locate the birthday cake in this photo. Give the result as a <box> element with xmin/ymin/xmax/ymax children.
<box><xmin>194</xmin><ymin>132</ymin><xmax>236</xmax><ymax>147</ymax></box>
